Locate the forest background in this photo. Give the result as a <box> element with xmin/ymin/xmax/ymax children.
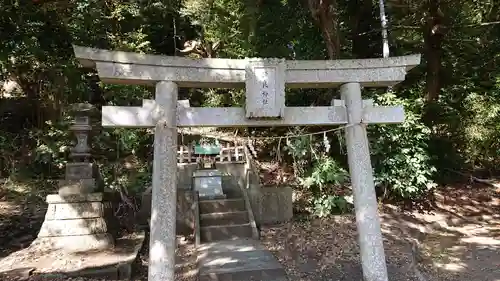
<box><xmin>1</xmin><ymin>0</ymin><xmax>499</xmax><ymax>216</ymax></box>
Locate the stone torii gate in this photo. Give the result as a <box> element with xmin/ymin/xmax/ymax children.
<box><xmin>73</xmin><ymin>45</ymin><xmax>420</xmax><ymax>281</ymax></box>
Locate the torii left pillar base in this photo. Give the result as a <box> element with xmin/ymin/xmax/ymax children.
<box><xmin>148</xmin><ymin>81</ymin><xmax>178</xmax><ymax>281</ymax></box>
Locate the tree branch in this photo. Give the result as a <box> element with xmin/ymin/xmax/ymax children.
<box><xmin>462</xmin><ymin>20</ymin><xmax>500</xmax><ymax>27</ymax></box>
<box><xmin>444</xmin><ymin>168</ymin><xmax>500</xmax><ymax>189</ymax></box>
<box><xmin>357</xmin><ymin>21</ymin><xmax>500</xmax><ymax>36</ymax></box>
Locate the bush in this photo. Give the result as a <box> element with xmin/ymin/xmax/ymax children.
<box><xmin>369</xmin><ymin>92</ymin><xmax>437</xmax><ymax>199</ymax></box>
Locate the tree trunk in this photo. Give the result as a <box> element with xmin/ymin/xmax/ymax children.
<box><xmin>15</xmin><ymin>75</ymin><xmax>43</xmax><ymax>128</ymax></box>
<box><xmin>350</xmin><ymin>0</ymin><xmax>377</xmax><ymax>59</ymax></box>
<box><xmin>424</xmin><ymin>0</ymin><xmax>445</xmax><ymax>103</ymax></box>
<box><xmin>245</xmin><ymin>0</ymin><xmax>260</xmax><ymax>50</ymax></box>
<box><xmin>307</xmin><ymin>0</ymin><xmax>341</xmax><ymax>59</ymax></box>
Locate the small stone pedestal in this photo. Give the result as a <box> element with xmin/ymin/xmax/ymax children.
<box><xmin>193</xmin><ymin>169</ymin><xmax>225</xmax><ymax>199</ymax></box>
<box><xmin>193</xmin><ymin>144</ymin><xmax>225</xmax><ymax>199</ymax></box>
<box><xmin>35</xmin><ymin>104</ymin><xmax>115</xmax><ymax>252</ymax></box>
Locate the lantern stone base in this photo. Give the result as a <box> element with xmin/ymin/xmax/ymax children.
<box><xmin>58</xmin><ymin>178</ymin><xmax>97</xmax><ymax>196</ymax></box>
<box><xmin>33</xmin><ymin>233</ymin><xmax>114</xmax><ymax>252</ymax></box>
<box><xmin>35</xmin><ymin>193</ymin><xmax>116</xmax><ymax>252</ymax></box>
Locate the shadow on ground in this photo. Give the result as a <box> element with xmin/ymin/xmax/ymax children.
<box><xmin>133</xmin><ymin>233</ymin><xmax>199</xmax><ymax>281</ymax></box>
<box><xmin>261</xmin><ymin>184</ymin><xmax>500</xmax><ymax>281</ymax></box>
<box><xmin>380</xmin><ymin>184</ymin><xmax>499</xmax><ymax>281</ymax></box>
<box><xmin>0</xmin><ymin>185</ymin><xmax>47</xmax><ymax>259</ymax></box>
<box><xmin>1</xmin><ymin>179</ymin><xmax>499</xmax><ymax>281</ymax></box>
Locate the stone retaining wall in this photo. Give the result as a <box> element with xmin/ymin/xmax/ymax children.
<box><xmin>249</xmin><ymin>186</ymin><xmax>293</xmax><ymax>226</ymax></box>
<box><xmin>138</xmin><ymin>189</ymin><xmax>196</xmax><ymax>236</ymax></box>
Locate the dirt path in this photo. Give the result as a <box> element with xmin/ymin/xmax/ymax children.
<box><xmin>261</xmin><ymin>184</ymin><xmax>500</xmax><ymax>281</ymax></box>
<box><xmin>1</xmin><ymin>182</ymin><xmax>498</xmax><ymax>281</ymax></box>
<box><xmin>381</xmin><ymin>184</ymin><xmax>500</xmax><ymax>281</ymax></box>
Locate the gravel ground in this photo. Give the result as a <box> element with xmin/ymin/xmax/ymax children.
<box><xmin>260</xmin><ymin>216</ymin><xmax>422</xmax><ymax>281</ymax></box>
<box><xmin>134</xmin><ymin>235</ymin><xmax>198</xmax><ymax>281</ymax></box>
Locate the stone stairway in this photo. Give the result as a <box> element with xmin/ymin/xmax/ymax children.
<box><xmin>196</xmin><ymin>196</ymin><xmax>287</xmax><ymax>281</ymax></box>
<box><xmin>199</xmin><ymin>198</ymin><xmax>253</xmax><ymax>242</ymax></box>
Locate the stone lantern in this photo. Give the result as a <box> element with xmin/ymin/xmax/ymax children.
<box><xmin>35</xmin><ymin>103</ymin><xmax>115</xmax><ymax>252</ymax></box>
<box><xmin>59</xmin><ymin>103</ymin><xmax>97</xmax><ymax>194</ymax></box>
<box><xmin>69</xmin><ymin>103</ymin><xmax>92</xmax><ymax>160</ymax></box>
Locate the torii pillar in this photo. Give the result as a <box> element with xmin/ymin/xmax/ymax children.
<box><xmin>149</xmin><ymin>81</ymin><xmax>178</xmax><ymax>280</ymax></box>
<box><xmin>72</xmin><ymin>45</ymin><xmax>421</xmax><ymax>281</ymax></box>
<box><xmin>341</xmin><ymin>83</ymin><xmax>388</xmax><ymax>280</ymax></box>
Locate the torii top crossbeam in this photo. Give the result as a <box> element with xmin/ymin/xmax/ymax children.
<box><xmin>73</xmin><ymin>45</ymin><xmax>421</xmax><ymax>128</ymax></box>
<box><xmin>73</xmin><ymin>45</ymin><xmax>420</xmax><ymax>88</ymax></box>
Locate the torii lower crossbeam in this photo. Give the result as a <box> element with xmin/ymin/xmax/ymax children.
<box><xmin>101</xmin><ymin>102</ymin><xmax>405</xmax><ymax>128</ymax></box>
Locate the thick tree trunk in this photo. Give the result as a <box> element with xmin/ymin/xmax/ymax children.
<box><xmin>87</xmin><ymin>73</ymin><xmax>106</xmax><ymax>107</ymax></box>
<box><xmin>351</xmin><ymin>0</ymin><xmax>376</xmax><ymax>58</ymax></box>
<box><xmin>245</xmin><ymin>0</ymin><xmax>260</xmax><ymax>50</ymax></box>
<box><xmin>424</xmin><ymin>0</ymin><xmax>445</xmax><ymax>103</ymax></box>
<box><xmin>307</xmin><ymin>0</ymin><xmax>341</xmax><ymax>59</ymax></box>
<box><xmin>14</xmin><ymin>75</ymin><xmax>43</xmax><ymax>128</ymax></box>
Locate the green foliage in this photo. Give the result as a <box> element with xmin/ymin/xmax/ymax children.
<box><xmin>283</xmin><ymin>134</ymin><xmax>351</xmax><ymax>216</ymax></box>
<box><xmin>29</xmin><ymin>120</ymin><xmax>72</xmax><ymax>178</ymax></box>
<box><xmin>461</xmin><ymin>90</ymin><xmax>500</xmax><ymax>168</ymax></box>
<box><xmin>302</xmin><ymin>158</ymin><xmax>351</xmax><ymax>217</ymax></box>
<box><xmin>299</xmin><ymin>157</ymin><xmax>348</xmax><ymax>193</ymax></box>
<box><xmin>1</xmin><ymin>0</ymin><xmax>500</xmax><ymax>208</ymax></box>
<box><xmin>0</xmin><ymin>133</ymin><xmax>25</xmax><ymax>179</ymax></box>
<box><xmin>180</xmin><ymin>0</ymin><xmax>256</xmax><ymax>58</ymax></box>
<box><xmin>282</xmin><ymin>136</ymin><xmax>310</xmax><ymax>177</ymax></box>
<box><xmin>369</xmin><ymin>92</ymin><xmax>437</xmax><ymax>198</ymax></box>
<box><xmin>311</xmin><ymin>195</ymin><xmax>350</xmax><ymax>218</ymax></box>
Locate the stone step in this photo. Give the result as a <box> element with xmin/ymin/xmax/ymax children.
<box><xmin>200</xmin><ymin>223</ymin><xmax>253</xmax><ymax>242</ymax></box>
<box><xmin>198</xmin><ymin>239</ymin><xmax>287</xmax><ymax>281</ymax></box>
<box><xmin>219</xmin><ymin>188</ymin><xmax>242</xmax><ymax>199</ymax></box>
<box><xmin>200</xmin><ymin>211</ymin><xmax>249</xmax><ymax>227</ymax></box>
<box><xmin>199</xmin><ymin>198</ymin><xmax>246</xmax><ymax>214</ymax></box>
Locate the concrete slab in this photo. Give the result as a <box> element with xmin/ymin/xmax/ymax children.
<box><xmin>198</xmin><ymin>239</ymin><xmax>287</xmax><ymax>281</ymax></box>
<box><xmin>198</xmin><ymin>238</ymin><xmax>264</xmax><ymax>253</ymax></box>
<box><xmin>0</xmin><ymin>231</ymin><xmax>145</xmax><ymax>280</ymax></box>
<box><xmin>200</xmin><ymin>223</ymin><xmax>253</xmax><ymax>242</ymax></box>
<box><xmin>200</xmin><ymin>249</ymin><xmax>282</xmax><ymax>273</ymax></box>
